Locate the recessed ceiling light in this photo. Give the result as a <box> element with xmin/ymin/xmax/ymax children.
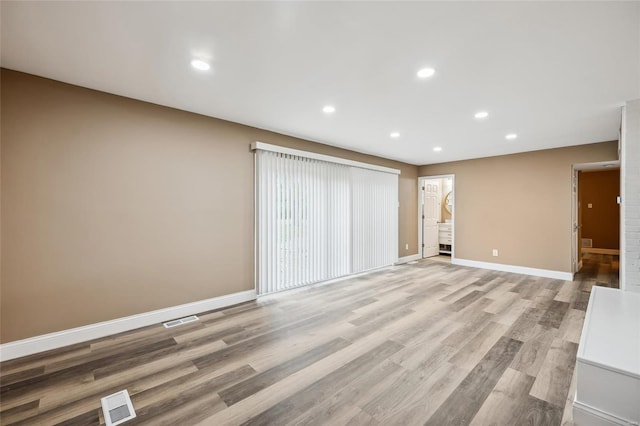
<box><xmin>505</xmin><ymin>133</ymin><xmax>518</xmax><ymax>140</ymax></box>
<box><xmin>390</xmin><ymin>132</ymin><xmax>400</xmax><ymax>138</ymax></box>
<box><xmin>474</xmin><ymin>111</ymin><xmax>489</xmax><ymax>119</ymax></box>
<box><xmin>433</xmin><ymin>146</ymin><xmax>442</xmax><ymax>152</ymax></box>
<box><xmin>322</xmin><ymin>105</ymin><xmax>336</xmax><ymax>114</ymax></box>
<box><xmin>190</xmin><ymin>59</ymin><xmax>210</xmax><ymax>71</ymax></box>
<box><xmin>417</xmin><ymin>67</ymin><xmax>435</xmax><ymax>79</ymax></box>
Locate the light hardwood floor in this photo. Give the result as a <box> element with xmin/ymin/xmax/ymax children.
<box><xmin>0</xmin><ymin>254</ymin><xmax>618</xmax><ymax>425</ymax></box>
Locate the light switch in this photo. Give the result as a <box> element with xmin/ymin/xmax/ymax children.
<box><xmin>588</xmin><ymin>203</ymin><xmax>593</xmax><ymax>209</ymax></box>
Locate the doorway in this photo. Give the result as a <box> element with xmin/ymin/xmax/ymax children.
<box><xmin>572</xmin><ymin>161</ymin><xmax>621</xmax><ymax>287</ymax></box>
<box><xmin>418</xmin><ymin>175</ymin><xmax>455</xmax><ymax>261</ymax></box>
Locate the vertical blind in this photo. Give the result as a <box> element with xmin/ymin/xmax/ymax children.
<box><xmin>254</xmin><ymin>144</ymin><xmax>399</xmax><ymax>295</ymax></box>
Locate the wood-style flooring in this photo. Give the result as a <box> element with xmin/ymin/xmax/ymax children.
<box><xmin>0</xmin><ymin>254</ymin><xmax>619</xmax><ymax>425</ymax></box>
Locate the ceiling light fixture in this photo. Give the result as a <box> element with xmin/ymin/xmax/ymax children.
<box><xmin>433</xmin><ymin>146</ymin><xmax>442</xmax><ymax>152</ymax></box>
<box><xmin>505</xmin><ymin>133</ymin><xmax>518</xmax><ymax>140</ymax></box>
<box><xmin>390</xmin><ymin>132</ymin><xmax>400</xmax><ymax>138</ymax></box>
<box><xmin>322</xmin><ymin>105</ymin><xmax>336</xmax><ymax>114</ymax></box>
<box><xmin>474</xmin><ymin>111</ymin><xmax>489</xmax><ymax>119</ymax></box>
<box><xmin>190</xmin><ymin>59</ymin><xmax>210</xmax><ymax>71</ymax></box>
<box><xmin>417</xmin><ymin>67</ymin><xmax>435</xmax><ymax>79</ymax></box>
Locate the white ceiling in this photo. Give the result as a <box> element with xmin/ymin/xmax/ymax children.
<box><xmin>2</xmin><ymin>1</ymin><xmax>639</xmax><ymax>165</ymax></box>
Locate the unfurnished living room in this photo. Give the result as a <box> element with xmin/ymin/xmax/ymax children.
<box><xmin>1</xmin><ymin>2</ymin><xmax>639</xmax><ymax>425</ymax></box>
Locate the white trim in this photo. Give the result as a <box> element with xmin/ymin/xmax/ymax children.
<box><xmin>0</xmin><ymin>290</ymin><xmax>256</xmax><ymax>362</ymax></box>
<box><xmin>573</xmin><ymin>160</ymin><xmax>621</xmax><ymax>172</ymax></box>
<box><xmin>395</xmin><ymin>254</ymin><xmax>421</xmax><ymax>264</ymax></box>
<box><xmin>582</xmin><ymin>248</ymin><xmax>620</xmax><ymax>255</ymax></box>
<box><xmin>572</xmin><ymin>166</ymin><xmax>580</xmax><ymax>274</ymax></box>
<box><xmin>573</xmin><ymin>399</ymin><xmax>636</xmax><ymax>426</ymax></box>
<box><xmin>417</xmin><ymin>174</ymin><xmax>455</xmax><ymax>261</ymax></box>
<box><xmin>452</xmin><ymin>258</ymin><xmax>573</xmax><ymax>281</ymax></box>
<box><xmin>619</xmin><ymin>105</ymin><xmax>626</xmax><ymax>291</ymax></box>
<box><xmin>250</xmin><ymin>141</ymin><xmax>401</xmax><ymax>175</ymax></box>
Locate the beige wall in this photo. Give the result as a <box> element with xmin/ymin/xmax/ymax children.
<box><xmin>579</xmin><ymin>170</ymin><xmax>620</xmax><ymax>249</ymax></box>
<box><xmin>0</xmin><ymin>69</ymin><xmax>418</xmax><ymax>342</ymax></box>
<box><xmin>418</xmin><ymin>142</ymin><xmax>618</xmax><ymax>272</ymax></box>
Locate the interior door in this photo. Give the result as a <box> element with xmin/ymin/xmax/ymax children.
<box><xmin>422</xmin><ymin>180</ymin><xmax>439</xmax><ymax>258</ymax></box>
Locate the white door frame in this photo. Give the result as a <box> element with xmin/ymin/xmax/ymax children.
<box><xmin>571</xmin><ymin>161</ymin><xmax>621</xmax><ymax>283</ymax></box>
<box><xmin>418</xmin><ymin>174</ymin><xmax>455</xmax><ymax>260</ymax></box>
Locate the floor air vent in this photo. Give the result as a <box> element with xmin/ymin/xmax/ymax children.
<box><xmin>101</xmin><ymin>390</ymin><xmax>136</xmax><ymax>426</ymax></box>
<box><xmin>163</xmin><ymin>315</ymin><xmax>199</xmax><ymax>328</ymax></box>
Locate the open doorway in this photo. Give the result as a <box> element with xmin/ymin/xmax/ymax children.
<box><xmin>572</xmin><ymin>161</ymin><xmax>620</xmax><ymax>288</ymax></box>
<box><xmin>418</xmin><ymin>175</ymin><xmax>454</xmax><ymax>263</ymax></box>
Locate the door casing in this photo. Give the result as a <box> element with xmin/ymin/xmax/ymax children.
<box><xmin>418</xmin><ymin>174</ymin><xmax>455</xmax><ymax>260</ymax></box>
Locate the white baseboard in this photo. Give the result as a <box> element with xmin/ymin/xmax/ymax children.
<box><xmin>0</xmin><ymin>289</ymin><xmax>256</xmax><ymax>362</ymax></box>
<box><xmin>582</xmin><ymin>248</ymin><xmax>620</xmax><ymax>255</ymax></box>
<box><xmin>452</xmin><ymin>258</ymin><xmax>573</xmax><ymax>281</ymax></box>
<box><xmin>573</xmin><ymin>399</ymin><xmax>636</xmax><ymax>426</ymax></box>
<box><xmin>395</xmin><ymin>254</ymin><xmax>421</xmax><ymax>264</ymax></box>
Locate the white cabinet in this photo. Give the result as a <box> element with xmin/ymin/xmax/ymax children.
<box><xmin>438</xmin><ymin>223</ymin><xmax>452</xmax><ymax>254</ymax></box>
<box><xmin>573</xmin><ymin>286</ymin><xmax>640</xmax><ymax>425</ymax></box>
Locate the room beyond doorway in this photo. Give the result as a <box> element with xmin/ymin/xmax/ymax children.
<box><xmin>571</xmin><ymin>160</ymin><xmax>620</xmax><ymax>284</ymax></box>
<box><xmin>418</xmin><ymin>174</ymin><xmax>455</xmax><ymax>262</ymax></box>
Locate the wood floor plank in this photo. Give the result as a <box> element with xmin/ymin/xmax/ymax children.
<box><xmin>529</xmin><ymin>338</ymin><xmax>578</xmax><ymax>407</ymax></box>
<box><xmin>0</xmin><ymin>400</ymin><xmax>39</xmax><ymax>425</ymax></box>
<box><xmin>483</xmin><ymin>290</ymin><xmax>519</xmax><ymax>314</ymax></box>
<box><xmin>219</xmin><ymin>337</ymin><xmax>351</xmax><ymax>406</ymax></box>
<box><xmin>127</xmin><ymin>366</ymin><xmax>251</xmax><ymax>425</ymax></box>
<box><xmin>39</xmin><ymin>361</ymin><xmax>197</xmax><ymax>411</ymax></box>
<box><xmin>363</xmin><ymin>361</ymin><xmax>468</xmax><ymax>424</ymax></box>
<box><xmin>470</xmin><ymin>367</ymin><xmax>534</xmax><ymax>425</ymax></box>
<box><xmin>448</xmin><ymin>321</ymin><xmax>510</xmax><ymax>371</ymax></box>
<box><xmin>493</xmin><ymin>297</ymin><xmax>532</xmax><ymax>326</ymax></box>
<box><xmin>505</xmin><ymin>306</ymin><xmax>545</xmax><ymax>342</ymax></box>
<box><xmin>440</xmin><ymin>311</ymin><xmax>493</xmax><ymax>348</ymax></box>
<box><xmin>0</xmin><ymin>338</ymin><xmax>177</xmax><ymax>399</ymax></box>
<box><xmin>239</xmin><ymin>340</ymin><xmax>404</xmax><ymax>426</ymax></box>
<box><xmin>285</xmin><ymin>359</ymin><xmax>404</xmax><ymax>425</ymax></box>
<box><xmin>538</xmin><ymin>300</ymin><xmax>570</xmax><ymax>329</ymax></box>
<box><xmin>0</xmin><ymin>343</ymin><xmax>91</xmax><ymax>376</ymax></box>
<box><xmin>557</xmin><ymin>308</ymin><xmax>586</xmax><ymax>344</ymax></box>
<box><xmin>554</xmin><ymin>281</ymin><xmax>580</xmax><ymax>303</ymax></box>
<box><xmin>344</xmin><ymin>408</ymin><xmax>379</xmax><ymax>425</ymax></box>
<box><xmin>509</xmin><ymin>324</ymin><xmax>557</xmax><ymax>377</ymax></box>
<box><xmin>424</xmin><ymin>336</ymin><xmax>524</xmax><ymax>425</ymax></box>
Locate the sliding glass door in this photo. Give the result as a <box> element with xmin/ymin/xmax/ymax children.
<box><xmin>254</xmin><ymin>143</ymin><xmax>398</xmax><ymax>295</ymax></box>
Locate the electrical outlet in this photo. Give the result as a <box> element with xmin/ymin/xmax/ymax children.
<box><xmin>405</xmin><ymin>243</ymin><xmax>409</xmax><ymax>250</ymax></box>
<box><xmin>492</xmin><ymin>249</ymin><xmax>498</xmax><ymax>257</ymax></box>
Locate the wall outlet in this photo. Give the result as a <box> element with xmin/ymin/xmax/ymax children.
<box><xmin>492</xmin><ymin>249</ymin><xmax>499</xmax><ymax>257</ymax></box>
<box><xmin>588</xmin><ymin>203</ymin><xmax>593</xmax><ymax>209</ymax></box>
<box><xmin>405</xmin><ymin>243</ymin><xmax>409</xmax><ymax>250</ymax></box>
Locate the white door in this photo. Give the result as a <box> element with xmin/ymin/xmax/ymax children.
<box><xmin>422</xmin><ymin>181</ymin><xmax>439</xmax><ymax>258</ymax></box>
